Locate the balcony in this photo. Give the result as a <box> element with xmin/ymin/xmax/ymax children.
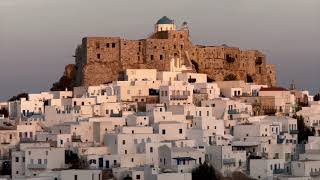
<box><xmin>27</xmin><ymin>163</ymin><xmax>47</xmax><ymax>169</ymax></box>
<box><xmin>186</xmin><ymin>115</ymin><xmax>194</xmax><ymax>120</ymax></box>
<box><xmin>228</xmin><ymin>109</ymin><xmax>239</xmax><ymax>114</ymax></box>
<box><xmin>72</xmin><ymin>135</ymin><xmax>82</xmax><ymax>142</ymax></box>
<box><xmin>110</xmin><ymin>111</ymin><xmax>122</xmax><ymax>117</ymax></box>
<box><xmin>289</xmin><ymin>130</ymin><xmax>299</xmax><ymax>134</ymax></box>
<box><xmin>170</xmin><ymin>95</ymin><xmax>188</xmax><ymax>101</ymax></box>
<box><xmin>0</xmin><ymin>156</ymin><xmax>9</xmax><ymax>160</ymax></box>
<box><xmin>273</xmin><ymin>169</ymin><xmax>286</xmax><ymax>174</ymax></box>
<box><xmin>310</xmin><ymin>171</ymin><xmax>320</xmax><ymax>176</ymax></box>
<box><xmin>223</xmin><ymin>158</ymin><xmax>236</xmax><ymax>165</ymax></box>
<box><xmin>20</xmin><ymin>138</ymin><xmax>36</xmax><ymax>143</ymax></box>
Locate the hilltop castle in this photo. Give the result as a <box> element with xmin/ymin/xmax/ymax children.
<box><xmin>52</xmin><ymin>16</ymin><xmax>276</xmax><ymax>90</ymax></box>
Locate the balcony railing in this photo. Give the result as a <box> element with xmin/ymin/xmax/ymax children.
<box><xmin>310</xmin><ymin>171</ymin><xmax>320</xmax><ymax>176</ymax></box>
<box><xmin>72</xmin><ymin>135</ymin><xmax>82</xmax><ymax>142</ymax></box>
<box><xmin>0</xmin><ymin>156</ymin><xmax>9</xmax><ymax>160</ymax></box>
<box><xmin>110</xmin><ymin>111</ymin><xmax>122</xmax><ymax>117</ymax></box>
<box><xmin>170</xmin><ymin>95</ymin><xmax>188</xmax><ymax>100</ymax></box>
<box><xmin>27</xmin><ymin>164</ymin><xmax>47</xmax><ymax>169</ymax></box>
<box><xmin>223</xmin><ymin>158</ymin><xmax>236</xmax><ymax>165</ymax></box>
<box><xmin>289</xmin><ymin>130</ymin><xmax>299</xmax><ymax>134</ymax></box>
<box><xmin>273</xmin><ymin>169</ymin><xmax>286</xmax><ymax>174</ymax></box>
<box><xmin>186</xmin><ymin>115</ymin><xmax>194</xmax><ymax>120</ymax></box>
<box><xmin>228</xmin><ymin>109</ymin><xmax>239</xmax><ymax>114</ymax></box>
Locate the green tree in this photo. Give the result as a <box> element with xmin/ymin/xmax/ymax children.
<box><xmin>224</xmin><ymin>74</ymin><xmax>237</xmax><ymax>81</ymax></box>
<box><xmin>65</xmin><ymin>150</ymin><xmax>81</xmax><ymax>169</ymax></box>
<box><xmin>0</xmin><ymin>108</ymin><xmax>8</xmax><ymax>118</ymax></box>
<box><xmin>8</xmin><ymin>92</ymin><xmax>28</xmax><ymax>101</ymax></box>
<box><xmin>192</xmin><ymin>163</ymin><xmax>218</xmax><ymax>180</ymax></box>
<box><xmin>293</xmin><ymin>115</ymin><xmax>315</xmax><ymax>144</ymax></box>
<box><xmin>122</xmin><ymin>175</ymin><xmax>132</xmax><ymax>180</ymax></box>
<box><xmin>314</xmin><ymin>93</ymin><xmax>320</xmax><ymax>101</ymax></box>
<box><xmin>1</xmin><ymin>161</ymin><xmax>11</xmax><ymax>175</ymax></box>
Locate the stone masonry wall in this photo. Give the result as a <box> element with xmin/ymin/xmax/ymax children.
<box><xmin>53</xmin><ymin>27</ymin><xmax>276</xmax><ymax>89</ymax></box>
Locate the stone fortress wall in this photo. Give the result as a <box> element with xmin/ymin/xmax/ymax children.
<box><xmin>52</xmin><ymin>16</ymin><xmax>276</xmax><ymax>90</ymax></box>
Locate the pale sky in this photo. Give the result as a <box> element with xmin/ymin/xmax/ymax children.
<box><xmin>0</xmin><ymin>0</ymin><xmax>319</xmax><ymax>100</ymax></box>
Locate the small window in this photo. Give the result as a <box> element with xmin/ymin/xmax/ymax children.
<box><xmin>122</xmin><ymin>140</ymin><xmax>126</xmax><ymax>145</ymax></box>
<box><xmin>16</xmin><ymin>157</ymin><xmax>19</xmax><ymax>162</ymax></box>
<box><xmin>97</xmin><ymin>54</ymin><xmax>101</xmax><ymax>59</ymax></box>
<box><xmin>179</xmin><ymin>129</ymin><xmax>183</xmax><ymax>134</ymax></box>
<box><xmin>96</xmin><ymin>42</ymin><xmax>100</xmax><ymax>49</ymax></box>
<box><xmin>150</xmin><ymin>147</ymin><xmax>153</xmax><ymax>153</ymax></box>
<box><xmin>150</xmin><ymin>55</ymin><xmax>154</xmax><ymax>60</ymax></box>
<box><xmin>74</xmin><ymin>175</ymin><xmax>78</xmax><ymax>180</ymax></box>
<box><xmin>112</xmin><ymin>43</ymin><xmax>116</xmax><ymax>48</ymax></box>
<box><xmin>162</xmin><ymin>129</ymin><xmax>166</xmax><ymax>135</ymax></box>
<box><xmin>106</xmin><ymin>43</ymin><xmax>110</xmax><ymax>48</ymax></box>
<box><xmin>136</xmin><ymin>175</ymin><xmax>141</xmax><ymax>179</ymax></box>
<box><xmin>160</xmin><ymin>54</ymin><xmax>163</xmax><ymax>60</ymax></box>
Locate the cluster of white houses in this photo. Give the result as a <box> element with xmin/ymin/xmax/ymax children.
<box><xmin>0</xmin><ymin>58</ymin><xmax>320</xmax><ymax>180</ymax></box>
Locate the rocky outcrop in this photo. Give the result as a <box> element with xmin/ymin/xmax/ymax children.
<box><xmin>51</xmin><ymin>64</ymin><xmax>76</xmax><ymax>91</ymax></box>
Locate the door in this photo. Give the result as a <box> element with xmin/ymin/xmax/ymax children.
<box><xmin>99</xmin><ymin>158</ymin><xmax>103</xmax><ymax>168</ymax></box>
<box><xmin>106</xmin><ymin>160</ymin><xmax>109</xmax><ymax>168</ymax></box>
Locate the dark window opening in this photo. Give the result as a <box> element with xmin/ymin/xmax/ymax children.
<box><xmin>162</xmin><ymin>129</ymin><xmax>166</xmax><ymax>134</ymax></box>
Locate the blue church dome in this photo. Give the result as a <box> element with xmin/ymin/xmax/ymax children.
<box><xmin>156</xmin><ymin>16</ymin><xmax>174</xmax><ymax>24</ymax></box>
